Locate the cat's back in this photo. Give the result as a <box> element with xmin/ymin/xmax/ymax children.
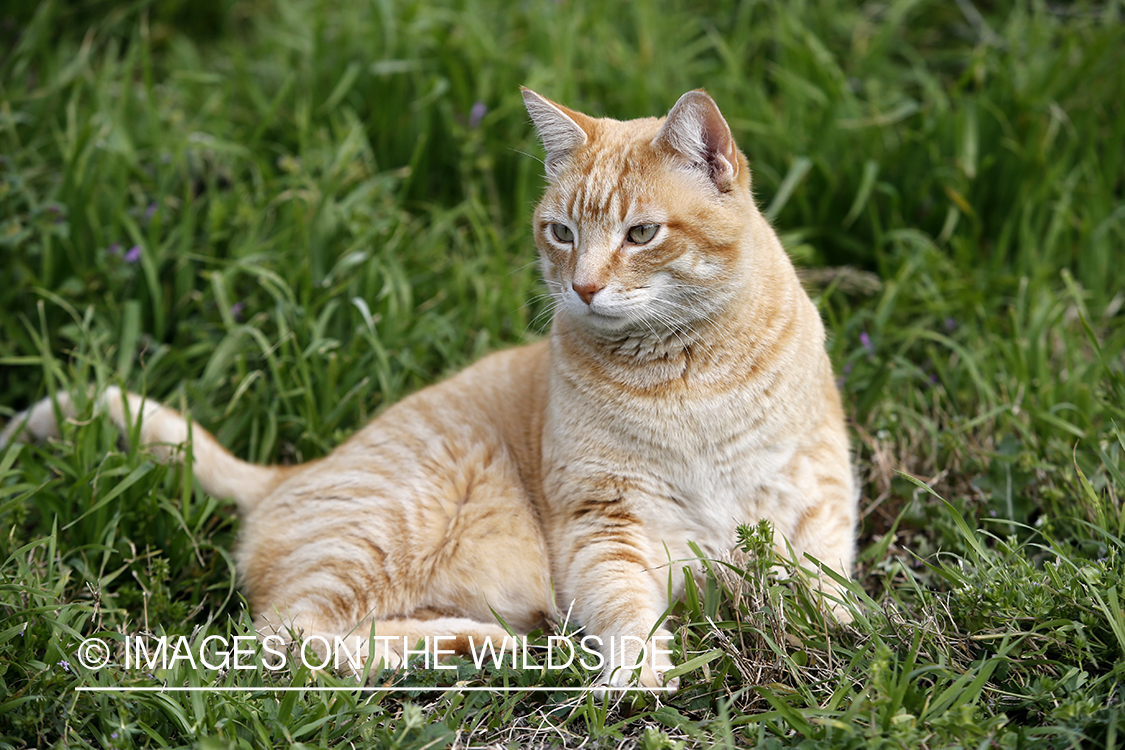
<box><xmin>236</xmin><ymin>340</ymin><xmax>558</xmax><ymax>630</ymax></box>
<box><xmin>259</xmin><ymin>340</ymin><xmax>551</xmax><ymax>509</ymax></box>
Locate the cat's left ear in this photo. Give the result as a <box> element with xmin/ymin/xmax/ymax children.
<box><xmin>654</xmin><ymin>90</ymin><xmax>740</xmax><ymax>192</ymax></box>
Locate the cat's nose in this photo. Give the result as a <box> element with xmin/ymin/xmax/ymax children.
<box><xmin>572</xmin><ymin>280</ymin><xmax>603</xmax><ymax>305</ymax></box>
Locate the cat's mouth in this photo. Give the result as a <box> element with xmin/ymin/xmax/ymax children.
<box><xmin>564</xmin><ymin>286</ymin><xmax>667</xmax><ymax>335</ymax></box>
<box><xmin>584</xmin><ymin>304</ymin><xmax>619</xmax><ymax>319</ymax></box>
<box><xmin>574</xmin><ymin>303</ymin><xmax>664</xmax><ymax>341</ymax></box>
<box><xmin>573</xmin><ymin>297</ymin><xmax>626</xmax><ymax>324</ymax></box>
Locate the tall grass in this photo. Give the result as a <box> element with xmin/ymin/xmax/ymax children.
<box><xmin>1</xmin><ymin>0</ymin><xmax>1123</xmax><ymax>747</ymax></box>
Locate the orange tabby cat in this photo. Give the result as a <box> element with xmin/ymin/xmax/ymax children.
<box><xmin>1</xmin><ymin>89</ymin><xmax>857</xmax><ymax>692</ymax></box>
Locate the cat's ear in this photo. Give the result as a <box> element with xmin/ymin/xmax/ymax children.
<box><xmin>654</xmin><ymin>90</ymin><xmax>740</xmax><ymax>192</ymax></box>
<box><xmin>522</xmin><ymin>88</ymin><xmax>591</xmax><ymax>178</ymax></box>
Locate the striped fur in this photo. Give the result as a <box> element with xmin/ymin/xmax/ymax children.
<box><xmin>1</xmin><ymin>90</ymin><xmax>856</xmax><ymax>692</ymax></box>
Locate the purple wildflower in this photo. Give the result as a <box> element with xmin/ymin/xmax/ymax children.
<box><xmin>124</xmin><ymin>245</ymin><xmax>142</xmax><ymax>263</ymax></box>
<box><xmin>58</xmin><ymin>660</ymin><xmax>71</xmax><ymax>672</ymax></box>
<box><xmin>469</xmin><ymin>100</ymin><xmax>487</xmax><ymax>129</ymax></box>
<box><xmin>111</xmin><ymin>732</ymin><xmax>119</xmax><ymax>740</ymax></box>
<box><xmin>944</xmin><ymin>317</ymin><xmax>956</xmax><ymax>332</ymax></box>
<box><xmin>107</xmin><ymin>242</ymin><xmax>122</xmax><ymax>257</ymax></box>
<box><xmin>860</xmin><ymin>331</ymin><xmax>874</xmax><ymax>354</ymax></box>
<box><xmin>230</xmin><ymin>302</ymin><xmax>245</xmax><ymax>321</ymax></box>
<box><xmin>144</xmin><ymin>202</ymin><xmax>158</xmax><ymax>223</ymax></box>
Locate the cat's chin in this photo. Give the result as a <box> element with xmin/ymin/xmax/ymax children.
<box><xmin>566</xmin><ymin>299</ymin><xmax>689</xmax><ymax>339</ymax></box>
<box><xmin>564</xmin><ymin>306</ymin><xmax>635</xmax><ymax>335</ymax></box>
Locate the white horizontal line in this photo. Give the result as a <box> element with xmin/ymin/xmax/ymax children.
<box><xmin>76</xmin><ymin>685</ymin><xmax>673</xmax><ymax>693</ymax></box>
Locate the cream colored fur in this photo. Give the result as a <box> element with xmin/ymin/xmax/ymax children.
<box><xmin>1</xmin><ymin>89</ymin><xmax>857</xmax><ymax>694</ymax></box>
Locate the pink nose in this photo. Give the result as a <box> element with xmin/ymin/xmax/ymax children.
<box><xmin>572</xmin><ymin>281</ymin><xmax>603</xmax><ymax>305</ymax></box>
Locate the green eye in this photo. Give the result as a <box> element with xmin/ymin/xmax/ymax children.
<box><xmin>627</xmin><ymin>224</ymin><xmax>659</xmax><ymax>244</ymax></box>
<box><xmin>550</xmin><ymin>223</ymin><xmax>575</xmax><ymax>243</ymax></box>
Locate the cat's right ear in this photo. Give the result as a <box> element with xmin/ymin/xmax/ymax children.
<box><xmin>522</xmin><ymin>88</ymin><xmax>590</xmax><ymax>178</ymax></box>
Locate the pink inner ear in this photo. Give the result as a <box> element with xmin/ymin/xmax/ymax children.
<box><xmin>656</xmin><ymin>91</ymin><xmax>739</xmax><ymax>191</ymax></box>
<box><xmin>700</xmin><ymin>103</ymin><xmax>737</xmax><ymax>164</ymax></box>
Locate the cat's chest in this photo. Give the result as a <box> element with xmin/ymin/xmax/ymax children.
<box><xmin>544</xmin><ymin>365</ymin><xmax>799</xmax><ymax>535</ymax></box>
<box><xmin>614</xmin><ymin>391</ymin><xmax>794</xmax><ymax>510</ymax></box>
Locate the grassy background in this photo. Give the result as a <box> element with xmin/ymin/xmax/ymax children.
<box><xmin>1</xmin><ymin>0</ymin><xmax>1124</xmax><ymax>747</ymax></box>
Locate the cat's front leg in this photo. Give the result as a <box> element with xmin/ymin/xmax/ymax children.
<box><xmin>556</xmin><ymin>495</ymin><xmax>681</xmax><ymax>694</ymax></box>
<box><xmin>593</xmin><ymin>624</ymin><xmax>678</xmax><ymax>695</ymax></box>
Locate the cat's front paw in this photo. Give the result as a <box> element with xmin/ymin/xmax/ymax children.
<box><xmin>592</xmin><ymin>633</ymin><xmax>679</xmax><ymax>699</ymax></box>
<box><xmin>601</xmin><ymin>662</ymin><xmax>680</xmax><ymax>691</ymax></box>
<box><xmin>811</xmin><ymin>575</ymin><xmax>856</xmax><ymax>626</ymax></box>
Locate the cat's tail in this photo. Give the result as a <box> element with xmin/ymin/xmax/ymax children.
<box><xmin>0</xmin><ymin>387</ymin><xmax>291</xmax><ymax>512</ymax></box>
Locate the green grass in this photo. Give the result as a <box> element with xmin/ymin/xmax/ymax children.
<box><xmin>2</xmin><ymin>0</ymin><xmax>1124</xmax><ymax>747</ymax></box>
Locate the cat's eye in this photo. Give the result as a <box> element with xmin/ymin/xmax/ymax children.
<box><xmin>550</xmin><ymin>223</ymin><xmax>575</xmax><ymax>243</ymax></box>
<box><xmin>627</xmin><ymin>224</ymin><xmax>659</xmax><ymax>245</ymax></box>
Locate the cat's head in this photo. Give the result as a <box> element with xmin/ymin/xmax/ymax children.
<box><xmin>523</xmin><ymin>89</ymin><xmax>756</xmax><ymax>340</ymax></box>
